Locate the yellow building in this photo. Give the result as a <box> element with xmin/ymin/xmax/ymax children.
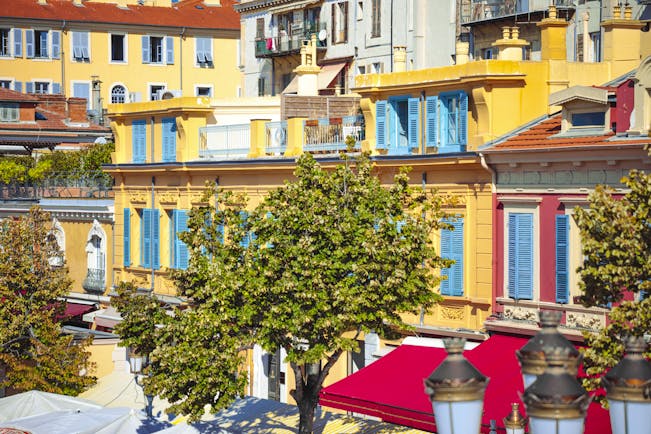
<box><xmin>0</xmin><ymin>0</ymin><xmax>241</xmax><ymax>113</ymax></box>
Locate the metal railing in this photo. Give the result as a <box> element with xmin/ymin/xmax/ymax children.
<box><xmin>199</xmin><ymin>124</ymin><xmax>251</xmax><ymax>159</ymax></box>
<box><xmin>265</xmin><ymin>121</ymin><xmax>288</xmax><ymax>156</ymax></box>
<box><xmin>255</xmin><ymin>22</ymin><xmax>327</xmax><ymax>57</ymax></box>
<box><xmin>303</xmin><ymin>116</ymin><xmax>365</xmax><ymax>153</ymax></box>
<box><xmin>82</xmin><ymin>268</ymin><xmax>106</xmax><ymax>293</ymax></box>
<box><xmin>462</xmin><ymin>0</ymin><xmax>574</xmax><ymax>23</ymax></box>
<box><xmin>0</xmin><ymin>172</ymin><xmax>113</xmax><ymax>200</ymax></box>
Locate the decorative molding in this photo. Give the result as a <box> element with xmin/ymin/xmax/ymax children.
<box><xmin>129</xmin><ymin>191</ymin><xmax>147</xmax><ymax>204</ymax></box>
<box><xmin>440</xmin><ymin>306</ymin><xmax>465</xmax><ymax>321</ymax></box>
<box><xmin>190</xmin><ymin>192</ymin><xmax>209</xmax><ymax>205</ymax></box>
<box><xmin>159</xmin><ymin>190</ymin><xmax>180</xmax><ymax>205</ymax></box>
<box><xmin>565</xmin><ymin>312</ymin><xmax>604</xmax><ymax>331</ymax></box>
<box><xmin>503</xmin><ymin>305</ymin><xmax>538</xmax><ymax>322</ymax></box>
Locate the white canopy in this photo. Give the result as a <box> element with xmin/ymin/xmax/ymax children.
<box><xmin>0</xmin><ymin>391</ymin><xmax>102</xmax><ymax>422</ymax></box>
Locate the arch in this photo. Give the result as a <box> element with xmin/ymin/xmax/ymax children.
<box><xmin>48</xmin><ymin>218</ymin><xmax>65</xmax><ymax>267</ymax></box>
<box><xmin>110</xmin><ymin>84</ymin><xmax>127</xmax><ymax>104</ymax></box>
<box><xmin>83</xmin><ymin>220</ymin><xmax>107</xmax><ymax>292</ymax></box>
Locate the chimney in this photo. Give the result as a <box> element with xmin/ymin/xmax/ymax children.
<box><xmin>393</xmin><ymin>46</ymin><xmax>407</xmax><ymax>72</ymax></box>
<box><xmin>67</xmin><ymin>97</ymin><xmax>89</xmax><ymax>124</ymax></box>
<box><xmin>601</xmin><ymin>3</ymin><xmax>643</xmax><ymax>65</ymax></box>
<box><xmin>455</xmin><ymin>41</ymin><xmax>470</xmax><ymax>65</ymax></box>
<box><xmin>202</xmin><ymin>0</ymin><xmax>221</xmax><ymax>5</ymax></box>
<box><xmin>537</xmin><ymin>5</ymin><xmax>569</xmax><ymax>61</ymax></box>
<box><xmin>294</xmin><ymin>34</ymin><xmax>321</xmax><ymax>96</ymax></box>
<box><xmin>36</xmin><ymin>94</ymin><xmax>67</xmax><ymax>116</ymax></box>
<box><xmin>492</xmin><ymin>26</ymin><xmax>529</xmax><ymax>61</ymax></box>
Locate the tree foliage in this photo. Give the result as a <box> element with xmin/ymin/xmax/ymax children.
<box><xmin>114</xmin><ymin>153</ymin><xmax>452</xmax><ymax>429</ymax></box>
<box><xmin>0</xmin><ymin>207</ymin><xmax>96</xmax><ymax>395</ymax></box>
<box><xmin>575</xmin><ymin>169</ymin><xmax>651</xmax><ymax>401</ymax></box>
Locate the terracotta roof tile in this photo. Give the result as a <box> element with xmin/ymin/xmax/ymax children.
<box><xmin>0</xmin><ymin>0</ymin><xmax>239</xmax><ymax>31</ymax></box>
<box><xmin>0</xmin><ymin>87</ymin><xmax>38</xmax><ymax>102</ymax></box>
<box><xmin>485</xmin><ymin>114</ymin><xmax>650</xmax><ymax>152</ymax></box>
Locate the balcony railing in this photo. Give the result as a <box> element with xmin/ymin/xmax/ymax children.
<box><xmin>462</xmin><ymin>0</ymin><xmax>574</xmax><ymax>24</ymax></box>
<box><xmin>265</xmin><ymin>121</ymin><xmax>288</xmax><ymax>156</ymax></box>
<box><xmin>0</xmin><ymin>172</ymin><xmax>113</xmax><ymax>200</ymax></box>
<box><xmin>255</xmin><ymin>21</ymin><xmax>327</xmax><ymax>58</ymax></box>
<box><xmin>82</xmin><ymin>268</ymin><xmax>106</xmax><ymax>293</ymax></box>
<box><xmin>199</xmin><ymin>124</ymin><xmax>251</xmax><ymax>159</ymax></box>
<box><xmin>303</xmin><ymin>116</ymin><xmax>365</xmax><ymax>153</ymax></box>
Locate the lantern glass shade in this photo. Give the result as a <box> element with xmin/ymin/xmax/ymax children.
<box><xmin>523</xmin><ymin>373</ymin><xmax>537</xmax><ymax>389</ymax></box>
<box><xmin>609</xmin><ymin>399</ymin><xmax>651</xmax><ymax>434</ymax></box>
<box><xmin>432</xmin><ymin>399</ymin><xmax>483</xmax><ymax>434</ymax></box>
<box><xmin>505</xmin><ymin>427</ymin><xmax>525</xmax><ymax>434</ymax></box>
<box><xmin>529</xmin><ymin>416</ymin><xmax>584</xmax><ymax>434</ymax></box>
<box><xmin>129</xmin><ymin>355</ymin><xmax>143</xmax><ymax>374</ymax></box>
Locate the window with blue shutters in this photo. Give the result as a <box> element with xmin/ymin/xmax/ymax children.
<box><xmin>72</xmin><ymin>82</ymin><xmax>91</xmax><ymax>109</ymax></box>
<box><xmin>161</xmin><ymin>117</ymin><xmax>177</xmax><ymax>162</ymax></box>
<box><xmin>375</xmin><ymin>100</ymin><xmax>387</xmax><ymax>149</ymax></box>
<box><xmin>507</xmin><ymin>213</ymin><xmax>534</xmax><ymax>300</ymax></box>
<box><xmin>407</xmin><ymin>97</ymin><xmax>419</xmax><ymax>150</ymax></box>
<box><xmin>171</xmin><ymin>210</ymin><xmax>189</xmax><ymax>269</ymax></box>
<box><xmin>142</xmin><ymin>36</ymin><xmax>171</xmax><ymax>64</ymax></box>
<box><xmin>51</xmin><ymin>31</ymin><xmax>60</xmax><ymax>59</ymax></box>
<box><xmin>195</xmin><ymin>37</ymin><xmax>213</xmax><ymax>66</ymax></box>
<box><xmin>140</xmin><ymin>208</ymin><xmax>160</xmax><ymax>269</ymax></box>
<box><xmin>438</xmin><ymin>91</ymin><xmax>468</xmax><ymax>153</ymax></box>
<box><xmin>239</xmin><ymin>211</ymin><xmax>255</xmax><ymax>248</ymax></box>
<box><xmin>13</xmin><ymin>29</ymin><xmax>22</xmax><ymax>58</ymax></box>
<box><xmin>123</xmin><ymin>208</ymin><xmax>131</xmax><ymax>266</ymax></box>
<box><xmin>71</xmin><ymin>31</ymin><xmax>89</xmax><ymax>62</ymax></box>
<box><xmin>426</xmin><ymin>96</ymin><xmax>438</xmax><ymax>149</ymax></box>
<box><xmin>555</xmin><ymin>215</ymin><xmax>569</xmax><ymax>304</ymax></box>
<box><xmin>440</xmin><ymin>218</ymin><xmax>464</xmax><ymax>296</ymax></box>
<box><xmin>132</xmin><ymin>119</ymin><xmax>147</xmax><ymax>163</ymax></box>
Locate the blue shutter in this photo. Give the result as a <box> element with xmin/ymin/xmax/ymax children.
<box><xmin>161</xmin><ymin>117</ymin><xmax>177</xmax><ymax>162</ymax></box>
<box><xmin>142</xmin><ymin>209</ymin><xmax>151</xmax><ymax>268</ymax></box>
<box><xmin>132</xmin><ymin>120</ymin><xmax>146</xmax><ymax>163</ymax></box>
<box><xmin>52</xmin><ymin>83</ymin><xmax>60</xmax><ymax>94</ymax></box>
<box><xmin>458</xmin><ymin>91</ymin><xmax>468</xmax><ymax>148</ymax></box>
<box><xmin>25</xmin><ymin>30</ymin><xmax>34</xmax><ymax>58</ymax></box>
<box><xmin>555</xmin><ymin>215</ymin><xmax>569</xmax><ymax>304</ymax></box>
<box><xmin>440</xmin><ymin>223</ymin><xmax>452</xmax><ymax>296</ymax></box>
<box><xmin>239</xmin><ymin>211</ymin><xmax>250</xmax><ymax>248</ymax></box>
<box><xmin>25</xmin><ymin>82</ymin><xmax>33</xmax><ymax>93</ymax></box>
<box><xmin>152</xmin><ymin>209</ymin><xmax>160</xmax><ymax>270</ymax></box>
<box><xmin>14</xmin><ymin>81</ymin><xmax>22</xmax><ymax>92</ymax></box>
<box><xmin>81</xmin><ymin>32</ymin><xmax>89</xmax><ymax>60</ymax></box>
<box><xmin>51</xmin><ymin>30</ymin><xmax>60</xmax><ymax>59</ymax></box>
<box><xmin>165</xmin><ymin>36</ymin><xmax>174</xmax><ymax>64</ymax></box>
<box><xmin>441</xmin><ymin>218</ymin><xmax>464</xmax><ymax>296</ymax></box>
<box><xmin>516</xmin><ymin>213</ymin><xmax>534</xmax><ymax>300</ymax></box>
<box><xmin>507</xmin><ymin>214</ymin><xmax>517</xmax><ymax>298</ymax></box>
<box><xmin>426</xmin><ymin>96</ymin><xmax>438</xmax><ymax>148</ymax></box>
<box><xmin>175</xmin><ymin>210</ymin><xmax>189</xmax><ymax>270</ymax></box>
<box><xmin>142</xmin><ymin>35</ymin><xmax>150</xmax><ymax>63</ymax></box>
<box><xmin>407</xmin><ymin>97</ymin><xmax>419</xmax><ymax>150</ymax></box>
<box><xmin>13</xmin><ymin>29</ymin><xmax>22</xmax><ymax>57</ymax></box>
<box><xmin>375</xmin><ymin>100</ymin><xmax>387</xmax><ymax>149</ymax></box>
<box><xmin>39</xmin><ymin>31</ymin><xmax>48</xmax><ymax>57</ymax></box>
<box><xmin>123</xmin><ymin>208</ymin><xmax>131</xmax><ymax>266</ymax></box>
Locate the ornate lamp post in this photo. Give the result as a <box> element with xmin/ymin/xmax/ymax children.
<box><xmin>602</xmin><ymin>336</ymin><xmax>651</xmax><ymax>434</ymax></box>
<box><xmin>522</xmin><ymin>346</ymin><xmax>591</xmax><ymax>434</ymax></box>
<box><xmin>517</xmin><ymin>310</ymin><xmax>581</xmax><ymax>388</ymax></box>
<box><xmin>129</xmin><ymin>351</ymin><xmax>154</xmax><ymax>418</ymax></box>
<box><xmin>424</xmin><ymin>338</ymin><xmax>489</xmax><ymax>434</ymax></box>
<box><xmin>503</xmin><ymin>402</ymin><xmax>527</xmax><ymax>434</ymax></box>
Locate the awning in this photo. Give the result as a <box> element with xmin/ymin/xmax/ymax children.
<box><xmin>94</xmin><ymin>306</ymin><xmax>122</xmax><ymax>329</ymax></box>
<box><xmin>64</xmin><ymin>302</ymin><xmax>96</xmax><ymax>318</ymax></box>
<box><xmin>282</xmin><ymin>62</ymin><xmax>347</xmax><ymax>94</ymax></box>
<box><xmin>320</xmin><ymin>334</ymin><xmax>613</xmax><ymax>433</ymax></box>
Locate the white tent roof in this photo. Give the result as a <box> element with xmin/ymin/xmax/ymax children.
<box><xmin>0</xmin><ymin>407</ymin><xmax>132</xmax><ymax>434</ymax></box>
<box><xmin>0</xmin><ymin>391</ymin><xmax>102</xmax><ymax>422</ymax></box>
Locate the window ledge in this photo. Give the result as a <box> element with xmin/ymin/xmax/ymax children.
<box><xmin>498</xmin><ymin>196</ymin><xmax>542</xmax><ymax>204</ymax></box>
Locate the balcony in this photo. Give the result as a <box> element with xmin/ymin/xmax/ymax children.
<box><xmin>255</xmin><ymin>21</ymin><xmax>327</xmax><ymax>58</ymax></box>
<box><xmin>199</xmin><ymin>124</ymin><xmax>251</xmax><ymax>159</ymax></box>
<box><xmin>82</xmin><ymin>268</ymin><xmax>106</xmax><ymax>293</ymax></box>
<box><xmin>461</xmin><ymin>0</ymin><xmax>575</xmax><ymax>24</ymax></box>
<box><xmin>265</xmin><ymin>121</ymin><xmax>288</xmax><ymax>156</ymax></box>
<box><xmin>0</xmin><ymin>172</ymin><xmax>113</xmax><ymax>201</ymax></box>
<box><xmin>303</xmin><ymin>116</ymin><xmax>365</xmax><ymax>154</ymax></box>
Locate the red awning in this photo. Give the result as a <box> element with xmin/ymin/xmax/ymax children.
<box><xmin>320</xmin><ymin>334</ymin><xmax>612</xmax><ymax>434</ymax></box>
<box><xmin>65</xmin><ymin>302</ymin><xmax>95</xmax><ymax>318</ymax></box>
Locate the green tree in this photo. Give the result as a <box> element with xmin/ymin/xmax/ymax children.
<box><xmin>574</xmin><ymin>169</ymin><xmax>651</xmax><ymax>402</ymax></box>
<box><xmin>114</xmin><ymin>153</ymin><xmax>452</xmax><ymax>431</ymax></box>
<box><xmin>0</xmin><ymin>207</ymin><xmax>96</xmax><ymax>395</ymax></box>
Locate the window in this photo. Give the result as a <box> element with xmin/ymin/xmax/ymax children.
<box><xmin>0</xmin><ymin>29</ymin><xmax>9</xmax><ymax>56</ymax></box>
<box><xmin>142</xmin><ymin>35</ymin><xmax>173</xmax><ymax>64</ymax></box>
<box><xmin>371</xmin><ymin>0</ymin><xmax>381</xmax><ymax>37</ymax></box>
<box><xmin>571</xmin><ymin>112</ymin><xmax>606</xmax><ymax>128</ymax></box>
<box><xmin>26</xmin><ymin>30</ymin><xmax>59</xmax><ymax>59</ymax></box>
<box><xmin>357</xmin><ymin>1</ymin><xmax>363</xmax><ymax>20</ymax></box>
<box><xmin>0</xmin><ymin>81</ymin><xmax>11</xmax><ymax>89</ymax></box>
<box><xmin>33</xmin><ymin>81</ymin><xmax>50</xmax><ymax>94</ymax></box>
<box><xmin>195</xmin><ymin>86</ymin><xmax>212</xmax><ymax>97</ymax></box>
<box><xmin>13</xmin><ymin>29</ymin><xmax>22</xmax><ymax>58</ymax></box>
<box><xmin>71</xmin><ymin>31</ymin><xmax>90</xmax><ymax>61</ymax></box>
<box><xmin>72</xmin><ymin>82</ymin><xmax>90</xmax><ymax>110</ymax></box>
<box><xmin>482</xmin><ymin>47</ymin><xmax>496</xmax><ymax>59</ymax></box>
<box><xmin>0</xmin><ymin>103</ymin><xmax>19</xmax><ymax>122</ymax></box>
<box><xmin>256</xmin><ymin>18</ymin><xmax>265</xmax><ymax>39</ymax></box>
<box><xmin>424</xmin><ymin>91</ymin><xmax>468</xmax><ymax>153</ymax></box>
<box><xmin>590</xmin><ymin>32</ymin><xmax>601</xmax><ymax>62</ymax></box>
<box><xmin>110</xmin><ymin>34</ymin><xmax>126</xmax><ymax>62</ymax></box>
<box><xmin>83</xmin><ymin>220</ymin><xmax>106</xmax><ymax>293</ymax></box>
<box><xmin>195</xmin><ymin>37</ymin><xmax>213</xmax><ymax>66</ymax></box>
<box><xmin>357</xmin><ymin>65</ymin><xmax>366</xmax><ymax>75</ymax></box>
<box><xmin>123</xmin><ymin>208</ymin><xmax>131</xmax><ymax>266</ymax></box>
<box><xmin>132</xmin><ymin>119</ymin><xmax>147</xmax><ymax>163</ymax></box>
<box><xmin>47</xmin><ymin>219</ymin><xmax>65</xmax><ymax>267</ymax></box>
<box><xmin>140</xmin><ymin>208</ymin><xmax>160</xmax><ymax>269</ymax></box>
<box><xmin>555</xmin><ymin>215</ymin><xmax>569</xmax><ymax>304</ymax></box>
<box><xmin>170</xmin><ymin>210</ymin><xmax>189</xmax><ymax>270</ymax></box>
<box><xmin>507</xmin><ymin>213</ymin><xmax>534</xmax><ymax>300</ymax></box>
<box><xmin>376</xmin><ymin>96</ymin><xmax>419</xmax><ymax>153</ymax></box>
<box><xmin>161</xmin><ymin>117</ymin><xmax>177</xmax><ymax>162</ymax></box>
<box><xmin>440</xmin><ymin>218</ymin><xmax>464</xmax><ymax>296</ymax></box>
<box><xmin>372</xmin><ymin>62</ymin><xmax>383</xmax><ymax>73</ymax></box>
<box><xmin>149</xmin><ymin>84</ymin><xmax>165</xmax><ymax>101</ymax></box>
<box><xmin>258</xmin><ymin>77</ymin><xmax>266</xmax><ymax>97</ymax></box>
<box><xmin>111</xmin><ymin>85</ymin><xmax>126</xmax><ymax>103</ymax></box>
<box><xmin>332</xmin><ymin>1</ymin><xmax>348</xmax><ymax>44</ymax></box>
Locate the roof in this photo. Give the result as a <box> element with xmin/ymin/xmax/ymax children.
<box><xmin>0</xmin><ymin>88</ymin><xmax>38</xmax><ymax>103</ymax></box>
<box><xmin>0</xmin><ymin>0</ymin><xmax>239</xmax><ymax>31</ymax></box>
<box><xmin>482</xmin><ymin>114</ymin><xmax>650</xmax><ymax>153</ymax></box>
<box><xmin>548</xmin><ymin>85</ymin><xmax>609</xmax><ymax>107</ymax></box>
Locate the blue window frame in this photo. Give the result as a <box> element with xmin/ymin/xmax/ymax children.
<box><xmin>555</xmin><ymin>215</ymin><xmax>569</xmax><ymax>304</ymax></box>
<box><xmin>72</xmin><ymin>31</ymin><xmax>90</xmax><ymax>61</ymax></box>
<box><xmin>508</xmin><ymin>213</ymin><xmax>533</xmax><ymax>300</ymax></box>
<box><xmin>72</xmin><ymin>82</ymin><xmax>90</xmax><ymax>109</ymax></box>
<box><xmin>141</xmin><ymin>208</ymin><xmax>160</xmax><ymax>269</ymax></box>
<box><xmin>123</xmin><ymin>208</ymin><xmax>131</xmax><ymax>266</ymax></box>
<box><xmin>439</xmin><ymin>91</ymin><xmax>468</xmax><ymax>153</ymax></box>
<box><xmin>375</xmin><ymin>96</ymin><xmax>420</xmax><ymax>155</ymax></box>
<box><xmin>132</xmin><ymin>119</ymin><xmax>147</xmax><ymax>163</ymax></box>
<box><xmin>171</xmin><ymin>210</ymin><xmax>189</xmax><ymax>269</ymax></box>
<box><xmin>142</xmin><ymin>36</ymin><xmax>172</xmax><ymax>64</ymax></box>
<box><xmin>161</xmin><ymin>117</ymin><xmax>177</xmax><ymax>162</ymax></box>
<box><xmin>440</xmin><ymin>218</ymin><xmax>464</xmax><ymax>296</ymax></box>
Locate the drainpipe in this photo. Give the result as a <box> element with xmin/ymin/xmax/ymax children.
<box><xmin>151</xmin><ymin>175</ymin><xmax>155</xmax><ymax>293</ymax></box>
<box><xmin>479</xmin><ymin>152</ymin><xmax>499</xmax><ymax>314</ymax></box>
<box><xmin>390</xmin><ymin>0</ymin><xmax>394</xmax><ymax>72</ymax></box>
<box><xmin>179</xmin><ymin>27</ymin><xmax>185</xmax><ymax>92</ymax></box>
<box><xmin>420</xmin><ymin>90</ymin><xmax>426</xmax><ymax>154</ymax></box>
<box><xmin>60</xmin><ymin>20</ymin><xmax>66</xmax><ymax>97</ymax></box>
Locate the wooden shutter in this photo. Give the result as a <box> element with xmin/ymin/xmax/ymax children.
<box><xmin>141</xmin><ymin>209</ymin><xmax>151</xmax><ymax>268</ymax></box>
<box><xmin>152</xmin><ymin>209</ymin><xmax>160</xmax><ymax>270</ymax></box>
<box><xmin>426</xmin><ymin>96</ymin><xmax>438</xmax><ymax>148</ymax></box>
<box><xmin>25</xmin><ymin>82</ymin><xmax>33</xmax><ymax>93</ymax></box>
<box><xmin>132</xmin><ymin>120</ymin><xmax>146</xmax><ymax>163</ymax></box>
<box><xmin>52</xmin><ymin>83</ymin><xmax>60</xmax><ymax>94</ymax></box>
<box><xmin>407</xmin><ymin>97</ymin><xmax>419</xmax><ymax>150</ymax></box>
<box><xmin>39</xmin><ymin>31</ymin><xmax>48</xmax><ymax>57</ymax></box>
<box><xmin>174</xmin><ymin>210</ymin><xmax>189</xmax><ymax>270</ymax></box>
<box><xmin>51</xmin><ymin>31</ymin><xmax>60</xmax><ymax>59</ymax></box>
<box><xmin>515</xmin><ymin>213</ymin><xmax>534</xmax><ymax>300</ymax></box>
<box><xmin>161</xmin><ymin>117</ymin><xmax>177</xmax><ymax>162</ymax></box>
<box><xmin>165</xmin><ymin>36</ymin><xmax>174</xmax><ymax>64</ymax></box>
<box><xmin>13</xmin><ymin>81</ymin><xmax>22</xmax><ymax>92</ymax></box>
<box><xmin>440</xmin><ymin>223</ymin><xmax>452</xmax><ymax>296</ymax></box>
<box><xmin>342</xmin><ymin>1</ymin><xmax>348</xmax><ymax>43</ymax></box>
<box><xmin>239</xmin><ymin>211</ymin><xmax>250</xmax><ymax>248</ymax></box>
<box><xmin>555</xmin><ymin>215</ymin><xmax>569</xmax><ymax>303</ymax></box>
<box><xmin>441</xmin><ymin>218</ymin><xmax>464</xmax><ymax>296</ymax></box>
<box><xmin>13</xmin><ymin>29</ymin><xmax>21</xmax><ymax>58</ymax></box>
<box><xmin>458</xmin><ymin>91</ymin><xmax>468</xmax><ymax>147</ymax></box>
<box><xmin>25</xmin><ymin>30</ymin><xmax>34</xmax><ymax>58</ymax></box>
<box><xmin>375</xmin><ymin>100</ymin><xmax>387</xmax><ymax>149</ymax></box>
<box><xmin>141</xmin><ymin>36</ymin><xmax>150</xmax><ymax>63</ymax></box>
<box><xmin>123</xmin><ymin>208</ymin><xmax>131</xmax><ymax>266</ymax></box>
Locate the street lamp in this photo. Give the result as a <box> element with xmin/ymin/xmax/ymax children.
<box><xmin>424</xmin><ymin>338</ymin><xmax>489</xmax><ymax>434</ymax></box>
<box><xmin>503</xmin><ymin>402</ymin><xmax>527</xmax><ymax>434</ymax></box>
<box><xmin>517</xmin><ymin>310</ymin><xmax>581</xmax><ymax>388</ymax></box>
<box><xmin>602</xmin><ymin>336</ymin><xmax>651</xmax><ymax>434</ymax></box>
<box><xmin>129</xmin><ymin>351</ymin><xmax>154</xmax><ymax>418</ymax></box>
<box><xmin>522</xmin><ymin>346</ymin><xmax>591</xmax><ymax>434</ymax></box>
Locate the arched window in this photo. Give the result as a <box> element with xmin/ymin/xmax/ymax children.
<box><xmin>48</xmin><ymin>218</ymin><xmax>65</xmax><ymax>267</ymax></box>
<box><xmin>82</xmin><ymin>220</ymin><xmax>107</xmax><ymax>293</ymax></box>
<box><xmin>111</xmin><ymin>85</ymin><xmax>126</xmax><ymax>104</ymax></box>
